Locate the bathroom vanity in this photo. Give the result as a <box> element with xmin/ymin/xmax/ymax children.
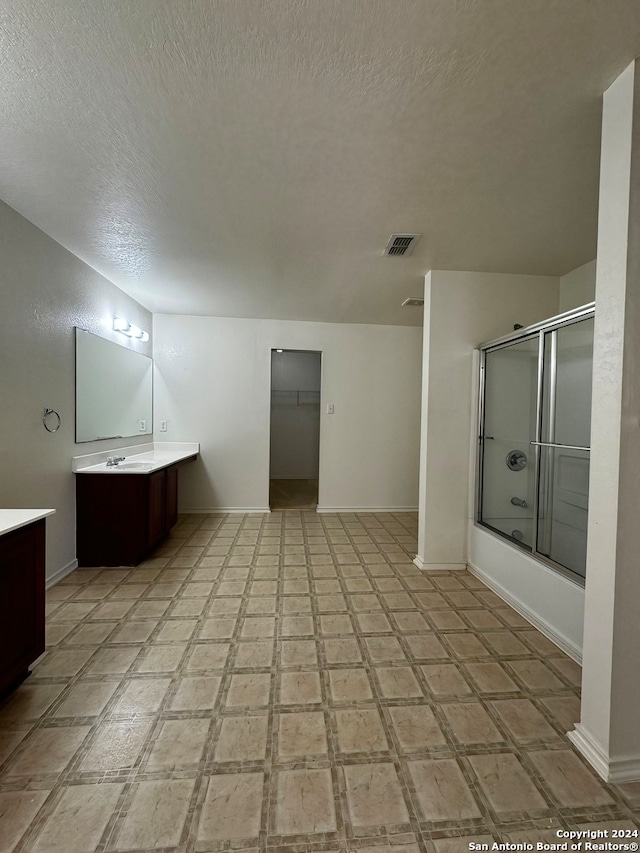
<box><xmin>73</xmin><ymin>443</ymin><xmax>198</xmax><ymax>567</ymax></box>
<box><xmin>0</xmin><ymin>509</ymin><xmax>55</xmax><ymax>696</ymax></box>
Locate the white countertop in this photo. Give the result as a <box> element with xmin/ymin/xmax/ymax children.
<box><xmin>0</xmin><ymin>509</ymin><xmax>56</xmax><ymax>537</ymax></box>
<box><xmin>73</xmin><ymin>441</ymin><xmax>199</xmax><ymax>475</ymax></box>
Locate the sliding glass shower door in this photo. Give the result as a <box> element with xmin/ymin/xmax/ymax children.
<box><xmin>478</xmin><ymin>307</ymin><xmax>594</xmax><ymax>581</ymax></box>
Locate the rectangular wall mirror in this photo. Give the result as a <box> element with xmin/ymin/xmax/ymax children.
<box><xmin>75</xmin><ymin>327</ymin><xmax>153</xmax><ymax>443</ymax></box>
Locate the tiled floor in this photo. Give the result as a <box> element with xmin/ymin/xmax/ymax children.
<box><xmin>0</xmin><ymin>512</ymin><xmax>638</xmax><ymax>852</ymax></box>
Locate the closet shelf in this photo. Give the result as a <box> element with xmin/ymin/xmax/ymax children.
<box><xmin>271</xmin><ymin>390</ymin><xmax>320</xmax><ymax>407</ymax></box>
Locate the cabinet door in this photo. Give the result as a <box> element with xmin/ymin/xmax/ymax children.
<box><xmin>165</xmin><ymin>465</ymin><xmax>179</xmax><ymax>530</ymax></box>
<box><xmin>148</xmin><ymin>470</ymin><xmax>166</xmax><ymax>548</ymax></box>
<box><xmin>0</xmin><ymin>521</ymin><xmax>45</xmax><ymax>694</ymax></box>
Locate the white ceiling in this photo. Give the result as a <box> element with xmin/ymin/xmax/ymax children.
<box><xmin>2</xmin><ymin>1</ymin><xmax>640</xmax><ymax>326</ymax></box>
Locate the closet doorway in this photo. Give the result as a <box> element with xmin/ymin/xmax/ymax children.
<box><xmin>269</xmin><ymin>349</ymin><xmax>321</xmax><ymax>510</ymax></box>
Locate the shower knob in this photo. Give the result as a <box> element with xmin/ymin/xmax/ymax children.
<box><xmin>506</xmin><ymin>450</ymin><xmax>527</xmax><ymax>471</ymax></box>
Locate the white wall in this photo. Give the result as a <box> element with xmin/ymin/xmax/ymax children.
<box><xmin>417</xmin><ymin>269</ymin><xmax>560</xmax><ymax>568</ymax></box>
<box><xmin>153</xmin><ymin>315</ymin><xmax>422</xmax><ymax>512</ymax></box>
<box><xmin>559</xmin><ymin>259</ymin><xmax>596</xmax><ymax>312</ymax></box>
<box><xmin>0</xmin><ymin>200</ymin><xmax>152</xmax><ymax>583</ymax></box>
<box><xmin>270</xmin><ymin>350</ymin><xmax>321</xmax><ymax>479</ymax></box>
<box><xmin>416</xmin><ymin>269</ymin><xmax>588</xmax><ymax>655</ymax></box>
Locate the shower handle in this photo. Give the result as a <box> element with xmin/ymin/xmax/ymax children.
<box><xmin>510</xmin><ymin>497</ymin><xmax>528</xmax><ymax>508</ymax></box>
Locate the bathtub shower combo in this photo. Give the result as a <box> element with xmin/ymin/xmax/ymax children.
<box><xmin>476</xmin><ymin>304</ymin><xmax>595</xmax><ymax>583</ymax></box>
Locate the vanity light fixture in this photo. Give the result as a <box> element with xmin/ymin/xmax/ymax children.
<box><xmin>113</xmin><ymin>316</ymin><xmax>150</xmax><ymax>343</ymax></box>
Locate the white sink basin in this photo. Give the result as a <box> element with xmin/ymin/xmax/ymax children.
<box><xmin>112</xmin><ymin>461</ymin><xmax>156</xmax><ymax>471</ymax></box>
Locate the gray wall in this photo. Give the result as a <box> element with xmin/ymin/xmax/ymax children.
<box><xmin>0</xmin><ymin>200</ymin><xmax>152</xmax><ymax>582</ymax></box>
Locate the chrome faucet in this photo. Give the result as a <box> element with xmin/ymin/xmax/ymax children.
<box><xmin>106</xmin><ymin>456</ymin><xmax>126</xmax><ymax>467</ymax></box>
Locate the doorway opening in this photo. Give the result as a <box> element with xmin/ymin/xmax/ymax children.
<box><xmin>269</xmin><ymin>349</ymin><xmax>322</xmax><ymax>510</ymax></box>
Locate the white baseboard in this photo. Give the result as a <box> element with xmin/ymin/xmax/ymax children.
<box><xmin>467</xmin><ymin>559</ymin><xmax>582</xmax><ymax>663</ymax></box>
<box><xmin>181</xmin><ymin>507</ymin><xmax>271</xmax><ymax>514</ymax></box>
<box><xmin>568</xmin><ymin>724</ymin><xmax>640</xmax><ymax>783</ymax></box>
<box><xmin>317</xmin><ymin>506</ymin><xmax>418</xmax><ymax>514</ymax></box>
<box><xmin>413</xmin><ymin>556</ymin><xmax>466</xmax><ymax>571</ymax></box>
<box><xmin>46</xmin><ymin>558</ymin><xmax>78</xmax><ymax>589</ymax></box>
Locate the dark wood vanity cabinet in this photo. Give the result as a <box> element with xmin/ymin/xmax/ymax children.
<box><xmin>0</xmin><ymin>520</ymin><xmax>45</xmax><ymax>696</ymax></box>
<box><xmin>76</xmin><ymin>463</ymin><xmax>182</xmax><ymax>566</ymax></box>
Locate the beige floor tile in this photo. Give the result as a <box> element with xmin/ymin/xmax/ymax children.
<box><xmin>344</xmin><ymin>762</ymin><xmax>409</xmax><ymax>827</ymax></box>
<box><xmin>111</xmin><ymin>677</ymin><xmax>171</xmax><ymax>714</ymax></box>
<box><xmin>406</xmin><ymin>634</ymin><xmax>449</xmax><ymax>660</ymax></box>
<box><xmin>375</xmin><ymin>667</ymin><xmax>423</xmax><ymax>699</ymax></box>
<box><xmin>130</xmin><ymin>599</ymin><xmax>169</xmax><ymax>617</ymax></box>
<box><xmin>317</xmin><ymin>594</ymin><xmax>348</xmax><ymax>612</ymax></box>
<box><xmin>388</xmin><ymin>705</ymin><xmax>447</xmax><ymax>750</ymax></box>
<box><xmin>281</xmin><ymin>615</ymin><xmax>315</xmax><ymax>636</ymax></box>
<box><xmin>444</xmin><ymin>632</ymin><xmax>491</xmax><ymax>659</ymax></box>
<box><xmin>136</xmin><ymin>642</ymin><xmax>187</xmax><ymax>672</ymax></box>
<box><xmin>171</xmin><ymin>675</ymin><xmax>222</xmax><ymax>710</ymax></box>
<box><xmin>315</xmin><ymin>579</ymin><xmax>342</xmax><ymax>594</ymax></box>
<box><xmin>45</xmin><ymin>622</ymin><xmax>76</xmax><ymax>646</ymax></box>
<box><xmin>0</xmin><ymin>683</ymin><xmax>66</xmax><ymax>721</ymax></box>
<box><xmin>320</xmin><ymin>614</ymin><xmax>354</xmax><ymax>634</ymax></box>
<box><xmin>350</xmin><ymin>594</ymin><xmax>383</xmax><ymax>612</ymax></box>
<box><xmin>279</xmin><ymin>671</ymin><xmax>322</xmax><ymax>704</ymax></box>
<box><xmin>464</xmin><ymin>662</ymin><xmax>520</xmax><ymax>693</ymax></box>
<box><xmin>468</xmin><ymin>753</ymin><xmax>549</xmax><ymax>814</ymax></box>
<box><xmin>393</xmin><ymin>612</ymin><xmax>430</xmax><ymax>632</ymax></box>
<box><xmin>64</xmin><ymin>621</ymin><xmax>118</xmax><ymax>645</ymax></box>
<box><xmin>200</xmin><ymin>616</ymin><xmax>237</xmax><ymax>638</ymax></box>
<box><xmin>114</xmin><ymin>779</ymin><xmax>194</xmax><ymax>849</ymax></box>
<box><xmin>147</xmin><ymin>718</ymin><xmax>210</xmax><ymax>768</ymax></box>
<box><xmin>281</xmin><ymin>639</ymin><xmax>318</xmax><ymax>667</ymax></box>
<box><xmin>235</xmin><ymin>640</ymin><xmax>275</xmax><ymax>668</ymax></box>
<box><xmin>529</xmin><ymin>750</ymin><xmax>615</xmax><ymax>807</ymax></box>
<box><xmin>540</xmin><ymin>695</ymin><xmax>581</xmax><ymax>730</ymax></box>
<box><xmin>408</xmin><ymin>758</ymin><xmax>482</xmax><ymax>821</ymax></box>
<box><xmin>462</xmin><ymin>609</ymin><xmax>503</xmax><ymax>630</ymax></box>
<box><xmin>335</xmin><ymin>708</ymin><xmax>388</xmax><ymax>752</ymax></box>
<box><xmin>209</xmin><ymin>597</ymin><xmax>242</xmax><ymax>615</ymax></box>
<box><xmin>427</xmin><ymin>609</ymin><xmax>466</xmax><ymax>629</ymax></box>
<box><xmin>33</xmin><ymin>648</ymin><xmax>95</xmax><ymax>678</ymax></box>
<box><xmin>328</xmin><ymin>668</ymin><xmax>373</xmax><ymax>703</ymax></box>
<box><xmin>482</xmin><ymin>631</ymin><xmax>531</xmax><ymax>657</ymax></box>
<box><xmin>187</xmin><ymin>642</ymin><xmax>231</xmax><ymax>671</ymax></box>
<box><xmin>52</xmin><ymin>680</ymin><xmax>119</xmax><ymax>718</ymax></box>
<box><xmin>275</xmin><ymin>768</ymin><xmax>337</xmax><ymax>834</ymax></box>
<box><xmin>241</xmin><ymin>616</ymin><xmax>276</xmax><ymax>638</ymax></box>
<box><xmin>0</xmin><ymin>789</ymin><xmax>51</xmax><ymax>851</ymax></box>
<box><xmin>226</xmin><ymin>673</ymin><xmax>271</xmax><ymax>708</ymax></box>
<box><xmin>171</xmin><ymin>598</ymin><xmax>207</xmax><ymax>618</ymax></box>
<box><xmin>323</xmin><ymin>637</ymin><xmax>362</xmax><ymax>664</ymax></box>
<box><xmin>356</xmin><ymin>613</ymin><xmax>393</xmax><ymax>633</ymax></box>
<box><xmin>109</xmin><ymin>620</ymin><xmax>158</xmax><ymax>644</ymax></box>
<box><xmin>85</xmin><ymin>647</ymin><xmax>139</xmax><ymax>675</ymax></box>
<box><xmin>441</xmin><ymin>701</ymin><xmax>505</xmax><ymax>744</ymax></box>
<box><xmin>5</xmin><ymin>725</ymin><xmax>90</xmax><ymax>777</ymax></box>
<box><xmin>247</xmin><ymin>595</ymin><xmax>278</xmax><ymax>614</ymax></box>
<box><xmin>81</xmin><ymin>720</ymin><xmax>151</xmax><ymax>770</ymax></box>
<box><xmin>508</xmin><ymin>660</ymin><xmax>565</xmax><ymax>690</ymax></box>
<box><xmin>110</xmin><ymin>583</ymin><xmax>149</xmax><ymax>600</ymax></box>
<box><xmin>215</xmin><ymin>715</ymin><xmax>268</xmax><ymax>762</ymax></box>
<box><xmin>365</xmin><ymin>636</ymin><xmax>407</xmax><ymax>662</ymax></box>
<box><xmin>278</xmin><ymin>711</ymin><xmax>328</xmax><ymax>758</ymax></box>
<box><xmin>155</xmin><ymin>618</ymin><xmax>198</xmax><ymax>642</ymax></box>
<box><xmin>197</xmin><ymin>772</ymin><xmax>264</xmax><ymax>842</ymax></box>
<box><xmin>490</xmin><ymin>698</ymin><xmax>560</xmax><ymax>742</ymax></box>
<box><xmin>31</xmin><ymin>782</ymin><xmax>123</xmax><ymax>853</ymax></box>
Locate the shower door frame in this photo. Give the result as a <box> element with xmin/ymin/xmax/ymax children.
<box><xmin>475</xmin><ymin>302</ymin><xmax>595</xmax><ymax>585</ymax></box>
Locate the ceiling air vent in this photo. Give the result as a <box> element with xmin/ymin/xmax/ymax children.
<box><xmin>401</xmin><ymin>297</ymin><xmax>424</xmax><ymax>307</ymax></box>
<box><xmin>384</xmin><ymin>233</ymin><xmax>421</xmax><ymax>256</ymax></box>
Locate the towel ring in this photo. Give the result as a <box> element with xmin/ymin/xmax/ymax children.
<box><xmin>43</xmin><ymin>408</ymin><xmax>61</xmax><ymax>433</ymax></box>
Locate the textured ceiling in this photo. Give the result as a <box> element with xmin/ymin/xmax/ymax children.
<box><xmin>2</xmin><ymin>1</ymin><xmax>640</xmax><ymax>325</ymax></box>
